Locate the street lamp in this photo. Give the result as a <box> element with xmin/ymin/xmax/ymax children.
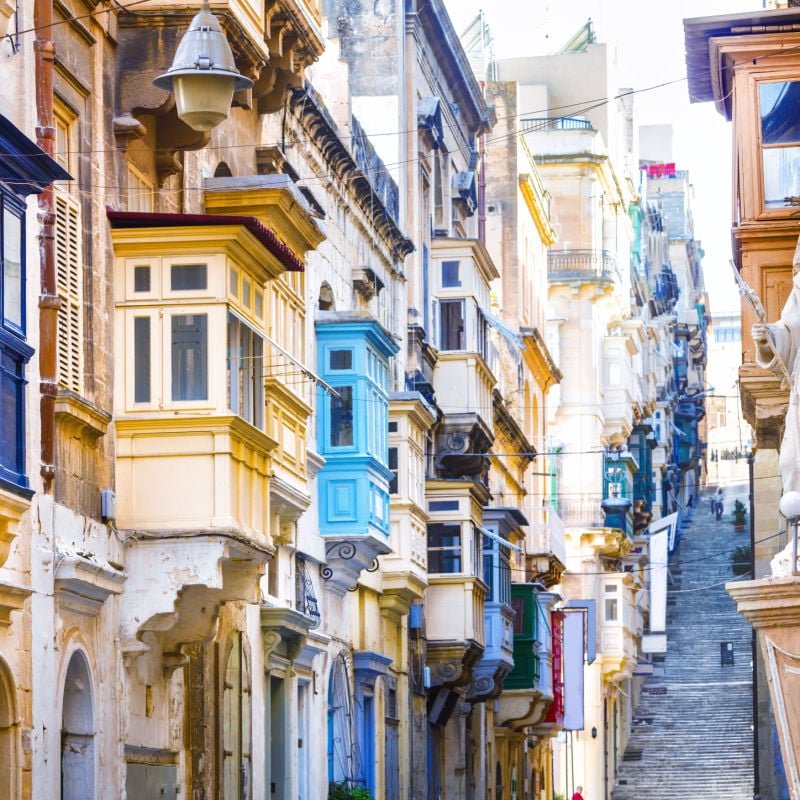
<box><xmin>778</xmin><ymin>491</ymin><xmax>800</xmax><ymax>576</ymax></box>
<box><xmin>153</xmin><ymin>0</ymin><xmax>254</xmax><ymax>132</ymax></box>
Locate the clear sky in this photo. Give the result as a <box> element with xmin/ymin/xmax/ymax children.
<box><xmin>444</xmin><ymin>0</ymin><xmax>760</xmax><ymax>315</ymax></box>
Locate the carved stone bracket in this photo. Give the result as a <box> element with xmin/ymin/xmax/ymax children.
<box><xmin>435</xmin><ymin>413</ymin><xmax>493</xmax><ymax>479</ymax></box>
<box><xmin>120</xmin><ymin>533</ymin><xmax>268</xmax><ymax>666</ymax></box>
<box><xmin>260</xmin><ymin>605</ymin><xmax>314</xmax><ymax>670</ymax></box>
<box><xmin>321</xmin><ymin>536</ymin><xmax>391</xmax><ymax>595</ymax></box>
<box><xmin>426</xmin><ymin>640</ymin><xmax>484</xmax><ymax>691</ymax></box>
<box><xmin>496</xmin><ymin>691</ymin><xmax>551</xmax><ymax>731</ymax></box>
<box><xmin>0</xmin><ymin>581</ymin><xmax>30</xmax><ymax>627</ymax></box>
<box><xmin>55</xmin><ymin>549</ymin><xmax>126</xmax><ymax>615</ymax></box>
<box><xmin>0</xmin><ymin>488</ymin><xmax>30</xmax><ymax>570</ymax></box>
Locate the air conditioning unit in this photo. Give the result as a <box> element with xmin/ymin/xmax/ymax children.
<box><xmin>100</xmin><ymin>488</ymin><xmax>116</xmax><ymax>523</ymax></box>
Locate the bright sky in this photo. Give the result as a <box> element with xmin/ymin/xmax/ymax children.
<box><xmin>444</xmin><ymin>0</ymin><xmax>760</xmax><ymax>315</ymax></box>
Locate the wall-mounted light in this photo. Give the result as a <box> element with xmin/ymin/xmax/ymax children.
<box><xmin>154</xmin><ymin>0</ymin><xmax>253</xmax><ymax>132</ymax></box>
<box><xmin>591</xmin><ymin>726</ymin><xmax>598</xmax><ymax>739</ymax></box>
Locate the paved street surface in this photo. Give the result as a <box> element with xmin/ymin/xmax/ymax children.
<box><xmin>612</xmin><ymin>486</ymin><xmax>754</xmax><ymax>800</ymax></box>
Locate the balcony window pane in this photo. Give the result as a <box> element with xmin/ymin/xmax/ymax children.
<box><xmin>605</xmin><ymin>598</ymin><xmax>618</xmax><ymax>622</ymax></box>
<box><xmin>170</xmin><ymin>264</ymin><xmax>207</xmax><ymax>291</ymax></box>
<box><xmin>133</xmin><ymin>317</ymin><xmax>151</xmax><ymax>403</ymax></box>
<box><xmin>388</xmin><ymin>446</ymin><xmax>398</xmax><ymax>494</ymax></box>
<box><xmin>3</xmin><ymin>207</ymin><xmax>23</xmax><ymax>331</ymax></box>
<box><xmin>134</xmin><ymin>266</ymin><xmax>151</xmax><ymax>293</ymax></box>
<box><xmin>171</xmin><ymin>314</ymin><xmax>208</xmax><ymax>401</ymax></box>
<box><xmin>0</xmin><ymin>347</ymin><xmax>23</xmax><ymax>480</ymax></box>
<box><xmin>442</xmin><ymin>260</ymin><xmax>461</xmax><ymax>287</ymax></box>
<box><xmin>762</xmin><ymin>146</ymin><xmax>800</xmax><ymax>208</ymax></box>
<box><xmin>329</xmin><ymin>349</ymin><xmax>353</xmax><ymax>370</ymax></box>
<box><xmin>227</xmin><ymin>313</ymin><xmax>264</xmax><ymax>429</ymax></box>
<box><xmin>330</xmin><ymin>386</ymin><xmax>354</xmax><ymax>447</ymax></box>
<box><xmin>427</xmin><ymin>522</ymin><xmax>461</xmax><ymax>573</ymax></box>
<box><xmin>440</xmin><ymin>299</ymin><xmax>465</xmax><ymax>350</ymax></box>
<box><xmin>760</xmin><ymin>81</ymin><xmax>800</xmax><ymax>145</ymax></box>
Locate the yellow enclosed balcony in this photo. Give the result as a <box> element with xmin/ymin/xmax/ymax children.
<box><xmin>599</xmin><ymin>573</ymin><xmax>641</xmax><ymax>680</ymax></box>
<box><xmin>380</xmin><ymin>394</ymin><xmax>437</xmax><ymax>614</ymax></box>
<box><xmin>524</xmin><ymin>505</ymin><xmax>567</xmax><ymax>586</ymax></box>
<box><xmin>430</xmin><ymin>238</ymin><xmax>499</xmax><ymax>478</ymax></box>
<box><xmin>108</xmin><ymin>207</ymin><xmax>319</xmax><ymax>660</ymax></box>
<box><xmin>424</xmin><ymin>479</ymin><xmax>490</xmax><ymax>689</ymax></box>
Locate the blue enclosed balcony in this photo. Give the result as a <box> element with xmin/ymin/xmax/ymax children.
<box><xmin>466</xmin><ymin>508</ymin><xmax>525</xmax><ymax>702</ymax></box>
<box><xmin>316</xmin><ymin>311</ymin><xmax>399</xmax><ymax>592</ymax></box>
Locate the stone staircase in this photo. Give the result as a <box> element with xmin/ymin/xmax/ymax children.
<box><xmin>612</xmin><ymin>487</ymin><xmax>754</xmax><ymax>800</ymax></box>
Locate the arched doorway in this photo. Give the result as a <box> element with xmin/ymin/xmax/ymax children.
<box><xmin>327</xmin><ymin>651</ymin><xmax>358</xmax><ymax>788</ymax></box>
<box><xmin>0</xmin><ymin>657</ymin><xmax>17</xmax><ymax>797</ymax></box>
<box><xmin>61</xmin><ymin>650</ymin><xmax>94</xmax><ymax>800</ymax></box>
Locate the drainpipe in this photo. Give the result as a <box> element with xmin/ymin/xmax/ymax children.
<box><xmin>34</xmin><ymin>0</ymin><xmax>58</xmax><ymax>491</ymax></box>
<box><xmin>748</xmin><ymin>450</ymin><xmax>760</xmax><ymax>800</ymax></box>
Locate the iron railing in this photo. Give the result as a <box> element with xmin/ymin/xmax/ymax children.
<box><xmin>520</xmin><ymin>117</ymin><xmax>594</xmax><ymax>133</ymax></box>
<box><xmin>548</xmin><ymin>249</ymin><xmax>619</xmax><ymax>283</ymax></box>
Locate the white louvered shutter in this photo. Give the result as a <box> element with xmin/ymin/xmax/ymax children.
<box><xmin>55</xmin><ymin>191</ymin><xmax>83</xmax><ymax>394</ymax></box>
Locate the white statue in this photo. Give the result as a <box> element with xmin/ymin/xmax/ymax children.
<box><xmin>751</xmin><ymin>237</ymin><xmax>800</xmax><ymax>494</ymax></box>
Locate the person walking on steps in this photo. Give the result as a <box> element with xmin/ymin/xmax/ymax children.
<box><xmin>572</xmin><ymin>787</ymin><xmax>585</xmax><ymax>800</ymax></box>
<box><xmin>714</xmin><ymin>486</ymin><xmax>724</xmax><ymax>521</ymax></box>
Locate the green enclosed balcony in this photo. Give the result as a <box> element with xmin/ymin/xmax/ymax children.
<box><xmin>505</xmin><ymin>583</ymin><xmax>541</xmax><ymax>690</ymax></box>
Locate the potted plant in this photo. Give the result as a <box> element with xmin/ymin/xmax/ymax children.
<box><xmin>730</xmin><ymin>544</ymin><xmax>752</xmax><ymax>576</ymax></box>
<box><xmin>732</xmin><ymin>499</ymin><xmax>747</xmax><ymax>531</ymax></box>
<box><xmin>328</xmin><ymin>783</ymin><xmax>373</xmax><ymax>800</ymax></box>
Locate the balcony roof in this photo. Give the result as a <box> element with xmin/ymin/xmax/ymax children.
<box><xmin>684</xmin><ymin>8</ymin><xmax>800</xmax><ymax>117</ymax></box>
<box><xmin>106</xmin><ymin>208</ymin><xmax>304</xmax><ymax>272</ymax></box>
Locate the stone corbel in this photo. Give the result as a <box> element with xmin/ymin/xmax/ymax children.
<box><xmin>0</xmin><ymin>488</ymin><xmax>30</xmax><ymax>569</ymax></box>
<box><xmin>260</xmin><ymin>606</ymin><xmax>314</xmax><ymax>670</ymax></box>
<box><xmin>435</xmin><ymin>414</ymin><xmax>493</xmax><ymax>479</ymax></box>
<box><xmin>120</xmin><ymin>534</ymin><xmax>268</xmax><ymax>662</ymax></box>
<box><xmin>321</xmin><ymin>537</ymin><xmax>390</xmax><ymax>595</ymax></box>
<box><xmin>426</xmin><ymin>641</ymin><xmax>484</xmax><ymax>690</ymax></box>
<box><xmin>54</xmin><ymin>550</ymin><xmax>125</xmax><ymax>615</ymax></box>
<box><xmin>0</xmin><ymin>581</ymin><xmax>30</xmax><ymax>626</ymax></box>
<box><xmin>496</xmin><ymin>692</ymin><xmax>550</xmax><ymax>731</ymax></box>
<box><xmin>0</xmin><ymin>0</ymin><xmax>15</xmax><ymax>41</ymax></box>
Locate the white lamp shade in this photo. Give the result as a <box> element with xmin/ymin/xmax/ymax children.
<box><xmin>779</xmin><ymin>491</ymin><xmax>800</xmax><ymax>521</ymax></box>
<box><xmin>172</xmin><ymin>73</ymin><xmax>237</xmax><ymax>132</ymax></box>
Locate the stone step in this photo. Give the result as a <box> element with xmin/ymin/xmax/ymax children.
<box><xmin>611</xmin><ymin>487</ymin><xmax>753</xmax><ymax>800</ymax></box>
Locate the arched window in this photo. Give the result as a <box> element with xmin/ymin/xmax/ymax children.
<box><xmin>61</xmin><ymin>651</ymin><xmax>94</xmax><ymax>800</ymax></box>
<box><xmin>214</xmin><ymin>161</ymin><xmax>233</xmax><ymax>178</ymax></box>
<box><xmin>222</xmin><ymin>632</ymin><xmax>251</xmax><ymax>799</ymax></box>
<box><xmin>0</xmin><ymin>657</ymin><xmax>18</xmax><ymax>798</ymax></box>
<box><xmin>327</xmin><ymin>652</ymin><xmax>357</xmax><ymax>788</ymax></box>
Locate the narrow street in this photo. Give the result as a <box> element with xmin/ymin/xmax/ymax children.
<box><xmin>613</xmin><ymin>486</ymin><xmax>754</xmax><ymax>800</ymax></box>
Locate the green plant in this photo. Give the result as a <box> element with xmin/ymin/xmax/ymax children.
<box><xmin>733</xmin><ymin>499</ymin><xmax>747</xmax><ymax>527</ymax></box>
<box><xmin>328</xmin><ymin>783</ymin><xmax>373</xmax><ymax>800</ymax></box>
<box><xmin>730</xmin><ymin>544</ymin><xmax>752</xmax><ymax>576</ymax></box>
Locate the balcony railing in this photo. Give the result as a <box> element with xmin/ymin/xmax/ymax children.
<box><xmin>557</xmin><ymin>499</ymin><xmax>605</xmax><ymax>528</ymax></box>
<box><xmin>520</xmin><ymin>117</ymin><xmax>594</xmax><ymax>133</ymax></box>
<box><xmin>548</xmin><ymin>250</ymin><xmax>619</xmax><ymax>283</ymax></box>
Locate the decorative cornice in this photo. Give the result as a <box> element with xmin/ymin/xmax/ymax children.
<box><xmin>289</xmin><ymin>84</ymin><xmax>414</xmax><ymax>261</ymax></box>
<box><xmin>728</xmin><ymin>577</ymin><xmax>800</xmax><ymax>628</ymax></box>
